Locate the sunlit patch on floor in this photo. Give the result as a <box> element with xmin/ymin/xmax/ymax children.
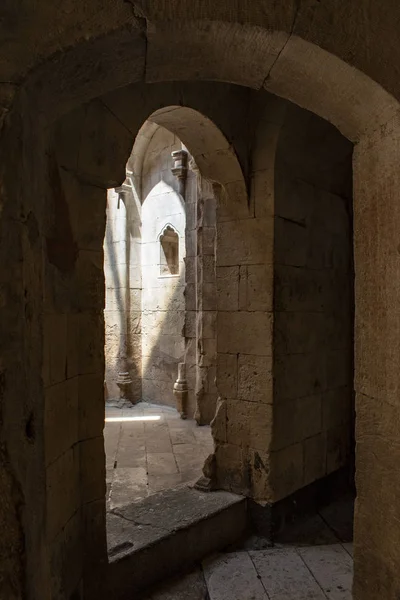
<box><xmin>105</xmin><ymin>415</ymin><xmax>161</xmax><ymax>422</ymax></box>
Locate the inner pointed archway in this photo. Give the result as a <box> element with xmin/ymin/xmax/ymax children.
<box><xmin>103</xmin><ymin>107</ymin><xmax>249</xmax><ymax>514</ymax></box>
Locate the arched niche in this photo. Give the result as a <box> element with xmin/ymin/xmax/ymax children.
<box><xmin>159</xmin><ymin>224</ymin><xmax>180</xmax><ymax>276</ymax></box>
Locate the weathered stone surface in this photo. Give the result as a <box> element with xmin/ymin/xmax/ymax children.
<box><xmin>298</xmin><ymin>545</ymin><xmax>353</xmax><ymax>599</ymax></box>
<box><xmin>46</xmin><ymin>447</ymin><xmax>80</xmax><ymax>542</ymax></box>
<box><xmin>216</xmin><ymin>354</ymin><xmax>237</xmax><ymax>399</ymax></box>
<box><xmin>273</xmin><ymin>394</ymin><xmax>322</xmax><ymax>451</ymax></box>
<box><xmin>217</xmin><ymin>312</ymin><xmax>272</xmax><ymax>356</ymax></box>
<box><xmin>107</xmin><ymin>487</ymin><xmax>246</xmax><ymax>596</ymax></box>
<box><xmin>251</xmin><ymin>547</ymin><xmax>326</xmax><ymax>599</ymax></box>
<box><xmin>44</xmin><ymin>378</ymin><xmax>79</xmax><ymax>466</ymax></box>
<box><xmin>239</xmin><ymin>265</ymin><xmax>273</xmax><ymax>312</ymax></box>
<box><xmin>226</xmin><ymin>401</ymin><xmax>273</xmax><ymax>452</ymax></box>
<box><xmin>217</xmin><ymin>218</ymin><xmax>273</xmax><ymax>266</ymax></box>
<box><xmin>79</xmin><ymin>436</ymin><xmax>106</xmax><ymax>504</ymax></box>
<box><xmin>237</xmin><ymin>354</ymin><xmax>272</xmax><ymax>404</ymax></box>
<box><xmin>145</xmin><ymin>543</ymin><xmax>353</xmax><ymax>600</ymax></box>
<box><xmin>271</xmin><ymin>443</ymin><xmax>304</xmax><ymax>502</ymax></box>
<box><xmin>217</xmin><ymin>266</ymin><xmax>239</xmax><ymax>311</ymax></box>
<box><xmin>203</xmin><ymin>552</ymin><xmax>268</xmax><ymax>600</ymax></box>
<box><xmin>210</xmin><ymin>399</ymin><xmax>227</xmax><ymax>444</ymax></box>
<box><xmin>78</xmin><ymin>99</ymin><xmax>134</xmax><ymax>187</ymax></box>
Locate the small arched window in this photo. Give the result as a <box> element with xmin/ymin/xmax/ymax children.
<box><xmin>160</xmin><ymin>225</ymin><xmax>179</xmax><ymax>276</ymax></box>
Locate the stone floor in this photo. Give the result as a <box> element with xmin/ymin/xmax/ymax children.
<box><xmin>104</xmin><ymin>402</ymin><xmax>213</xmax><ymax>509</ymax></box>
<box><xmin>142</xmin><ymin>543</ymin><xmax>353</xmax><ymax>599</ymax></box>
<box><xmin>105</xmin><ymin>402</ymin><xmax>354</xmax><ymax>599</ymax></box>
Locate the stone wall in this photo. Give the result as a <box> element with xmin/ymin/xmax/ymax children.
<box><xmin>48</xmin><ymin>102</ymin><xmax>123</xmax><ymax>599</ymax></box>
<box><xmin>271</xmin><ymin>103</ymin><xmax>354</xmax><ymax>500</ymax></box>
<box><xmin>212</xmin><ymin>95</ymin><xmax>277</xmax><ymax>501</ymax></box>
<box><xmin>3</xmin><ymin>33</ymin><xmax>400</xmax><ymax>598</ymax></box>
<box><xmin>211</xmin><ymin>93</ymin><xmax>354</xmax><ymax>505</ymax></box>
<box><xmin>191</xmin><ymin>174</ymin><xmax>218</xmax><ymax>424</ymax></box>
<box><xmin>141</xmin><ymin>127</ymin><xmax>186</xmax><ymax>406</ymax></box>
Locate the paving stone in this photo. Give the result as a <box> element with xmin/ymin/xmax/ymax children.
<box><xmin>164</xmin><ymin>411</ymin><xmax>182</xmax><ymax>422</ymax></box>
<box><xmin>145</xmin><ymin>419</ymin><xmax>169</xmax><ymax>433</ymax></box>
<box><xmin>172</xmin><ymin>443</ymin><xmax>202</xmax><ymax>456</ymax></box>
<box><xmin>105</xmin><ymin>405</ymin><xmax>212</xmax><ymax>507</ymax></box>
<box><xmin>250</xmin><ymin>547</ymin><xmax>326</xmax><ymax>599</ymax></box>
<box><xmin>203</xmin><ymin>552</ymin><xmax>268</xmax><ymax>600</ymax></box>
<box><xmin>146</xmin><ymin>434</ymin><xmax>173</xmax><ymax>454</ymax></box>
<box><xmin>167</xmin><ymin>419</ymin><xmax>196</xmax><ymax>432</ymax></box>
<box><xmin>147</xmin><ymin>473</ymin><xmax>187</xmax><ymax>493</ymax></box>
<box><xmin>298</xmin><ymin>544</ymin><xmax>353</xmax><ymax>599</ymax></box>
<box><xmin>147</xmin><ymin>452</ymin><xmax>178</xmax><ymax>475</ymax></box>
<box><xmin>170</xmin><ymin>427</ymin><xmax>197</xmax><ymax>445</ymax></box>
<box><xmin>116</xmin><ymin>447</ymin><xmax>146</xmax><ymax>468</ymax></box>
<box><xmin>123</xmin><ymin>406</ymin><xmax>144</xmax><ymax>417</ymax></box>
<box><xmin>142</xmin><ymin>569</ymin><xmax>207</xmax><ymax>600</ymax></box>
<box><xmin>110</xmin><ymin>467</ymin><xmax>148</xmax><ymax>508</ymax></box>
<box><xmin>104</xmin><ymin>422</ymin><xmax>120</xmax><ymax>465</ymax></box>
<box><xmin>121</xmin><ymin>421</ymin><xmax>146</xmax><ymax>437</ymax></box>
<box><xmin>175</xmin><ymin>454</ymin><xmax>206</xmax><ymax>476</ymax></box>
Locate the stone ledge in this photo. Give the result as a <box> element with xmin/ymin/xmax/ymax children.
<box><xmin>107</xmin><ymin>486</ymin><xmax>246</xmax><ymax>599</ymax></box>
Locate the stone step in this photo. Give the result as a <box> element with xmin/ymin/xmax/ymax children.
<box><xmin>107</xmin><ymin>486</ymin><xmax>246</xmax><ymax>599</ymax></box>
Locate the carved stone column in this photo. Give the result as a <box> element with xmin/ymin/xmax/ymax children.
<box><xmin>114</xmin><ymin>186</ymin><xmax>133</xmax><ymax>403</ymax></box>
<box><xmin>171</xmin><ymin>149</ymin><xmax>188</xmax><ymax>197</ymax></box>
<box><xmin>173</xmin><ymin>362</ymin><xmax>188</xmax><ymax>419</ymax></box>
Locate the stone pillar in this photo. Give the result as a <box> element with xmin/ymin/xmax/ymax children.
<box><xmin>210</xmin><ymin>108</ymin><xmax>279</xmax><ymax>502</ymax></box>
<box><xmin>114</xmin><ymin>188</ymin><xmax>133</xmax><ymax>403</ymax></box>
<box><xmin>352</xmin><ymin>115</ymin><xmax>400</xmax><ymax>600</ymax></box>
<box><xmin>194</xmin><ymin>173</ymin><xmax>218</xmax><ymax>425</ymax></box>
<box><xmin>173</xmin><ymin>362</ymin><xmax>188</xmax><ymax>418</ymax></box>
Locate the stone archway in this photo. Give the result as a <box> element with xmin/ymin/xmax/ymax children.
<box><xmin>104</xmin><ymin>106</ymin><xmax>248</xmax><ymax>423</ymax></box>
<box><xmin>1</xmin><ymin>18</ymin><xmax>400</xmax><ymax>599</ymax></box>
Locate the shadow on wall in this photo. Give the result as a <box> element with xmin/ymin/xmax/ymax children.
<box><xmin>104</xmin><ymin>189</ymin><xmax>142</xmax><ymax>402</ymax></box>
<box><xmin>141</xmin><ymin>176</ymin><xmax>186</xmax><ymax>409</ymax></box>
<box><xmin>141</xmin><ymin>269</ymin><xmax>186</xmax><ymax>409</ymax></box>
<box><xmin>104</xmin><ymin>180</ymin><xmax>188</xmax><ymax>411</ymax></box>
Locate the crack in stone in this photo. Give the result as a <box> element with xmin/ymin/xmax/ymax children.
<box><xmin>110</xmin><ymin>509</ymin><xmax>172</xmax><ymax>533</ymax></box>
<box><xmin>261</xmin><ymin>0</ymin><xmax>302</xmax><ymax>89</ymax></box>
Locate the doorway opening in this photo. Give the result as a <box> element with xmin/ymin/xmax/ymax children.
<box><xmin>269</xmin><ymin>101</ymin><xmax>355</xmax><ymax>556</ymax></box>
<box><xmin>103</xmin><ymin>119</ymin><xmax>217</xmax><ymax>509</ymax></box>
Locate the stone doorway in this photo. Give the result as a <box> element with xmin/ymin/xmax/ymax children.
<box><xmin>103</xmin><ymin>120</ymin><xmax>218</xmax><ymax>421</ymax></box>
<box><xmin>103</xmin><ymin>118</ymin><xmax>221</xmax><ymax>515</ymax></box>
<box><xmin>267</xmin><ymin>100</ymin><xmax>356</xmax><ymax>547</ymax></box>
